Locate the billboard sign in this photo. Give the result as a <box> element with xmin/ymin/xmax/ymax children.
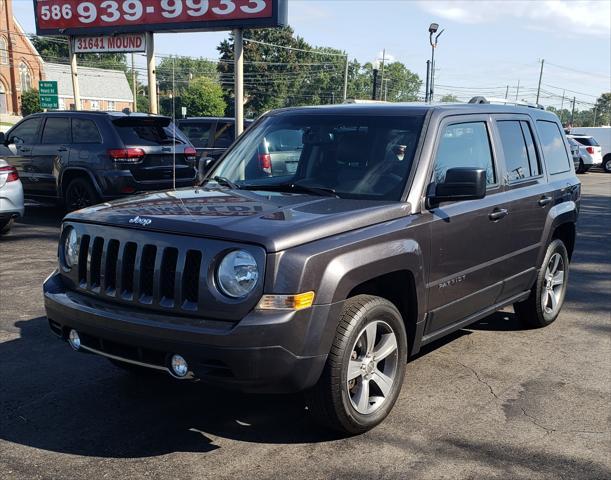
<box><xmin>34</xmin><ymin>0</ymin><xmax>288</xmax><ymax>36</ymax></box>
<box><xmin>74</xmin><ymin>33</ymin><xmax>146</xmax><ymax>53</ymax></box>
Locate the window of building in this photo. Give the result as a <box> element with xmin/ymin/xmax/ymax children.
<box><xmin>19</xmin><ymin>62</ymin><xmax>32</xmax><ymax>91</ymax></box>
<box><xmin>0</xmin><ymin>82</ymin><xmax>7</xmax><ymax>115</ymax></box>
<box><xmin>90</xmin><ymin>100</ymin><xmax>100</xmax><ymax>111</ymax></box>
<box><xmin>0</xmin><ymin>37</ymin><xmax>8</xmax><ymax>65</ymax></box>
<box><xmin>536</xmin><ymin>121</ymin><xmax>571</xmax><ymax>174</ymax></box>
<box><xmin>433</xmin><ymin>122</ymin><xmax>496</xmax><ymax>186</ymax></box>
<box><xmin>107</xmin><ymin>101</ymin><xmax>115</xmax><ymax>111</ymax></box>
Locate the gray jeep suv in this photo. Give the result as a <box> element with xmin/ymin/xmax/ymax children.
<box><xmin>43</xmin><ymin>100</ymin><xmax>580</xmax><ymax>435</ymax></box>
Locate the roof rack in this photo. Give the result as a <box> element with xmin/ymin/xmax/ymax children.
<box><xmin>468</xmin><ymin>96</ymin><xmax>545</xmax><ymax>110</ymax></box>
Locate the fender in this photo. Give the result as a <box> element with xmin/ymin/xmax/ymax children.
<box><xmin>58</xmin><ymin>167</ymin><xmax>104</xmax><ymax>197</ymax></box>
<box><xmin>537</xmin><ymin>200</ymin><xmax>578</xmax><ymax>265</ymax></box>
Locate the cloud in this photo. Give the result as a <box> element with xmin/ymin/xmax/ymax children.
<box><xmin>417</xmin><ymin>0</ymin><xmax>611</xmax><ymax>37</ymax></box>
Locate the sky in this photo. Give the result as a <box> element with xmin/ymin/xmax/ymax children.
<box><xmin>11</xmin><ymin>0</ymin><xmax>611</xmax><ymax>109</ymax></box>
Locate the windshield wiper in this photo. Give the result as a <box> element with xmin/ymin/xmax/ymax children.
<box><xmin>209</xmin><ymin>176</ymin><xmax>241</xmax><ymax>189</ymax></box>
<box><xmin>242</xmin><ymin>182</ymin><xmax>338</xmax><ymax>198</ymax></box>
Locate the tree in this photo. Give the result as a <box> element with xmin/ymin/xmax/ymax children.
<box><xmin>382</xmin><ymin>62</ymin><xmax>422</xmax><ymax>102</ymax></box>
<box><xmin>161</xmin><ymin>77</ymin><xmax>226</xmax><ymax>118</ymax></box>
<box><xmin>440</xmin><ymin>94</ymin><xmax>459</xmax><ymax>103</ymax></box>
<box><xmin>156</xmin><ymin>56</ymin><xmax>218</xmax><ymax>93</ymax></box>
<box><xmin>20</xmin><ymin>89</ymin><xmax>42</xmax><ymax>116</ymax></box>
<box><xmin>594</xmin><ymin>93</ymin><xmax>611</xmax><ymax>126</ymax></box>
<box><xmin>29</xmin><ymin>36</ymin><xmax>127</xmax><ymax>71</ymax></box>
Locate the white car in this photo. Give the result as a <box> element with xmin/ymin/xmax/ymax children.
<box><xmin>0</xmin><ymin>159</ymin><xmax>24</xmax><ymax>235</ymax></box>
<box><xmin>570</xmin><ymin>127</ymin><xmax>611</xmax><ymax>173</ymax></box>
<box><xmin>567</xmin><ymin>134</ymin><xmax>603</xmax><ymax>168</ymax></box>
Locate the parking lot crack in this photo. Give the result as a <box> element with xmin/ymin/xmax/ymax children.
<box><xmin>457</xmin><ymin>362</ymin><xmax>500</xmax><ymax>400</ymax></box>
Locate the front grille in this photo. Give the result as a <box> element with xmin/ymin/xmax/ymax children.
<box><xmin>76</xmin><ymin>234</ymin><xmax>205</xmax><ymax>313</ymax></box>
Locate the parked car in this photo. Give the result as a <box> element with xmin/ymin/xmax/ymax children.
<box><xmin>570</xmin><ymin>127</ymin><xmax>611</xmax><ymax>173</ymax></box>
<box><xmin>567</xmin><ymin>136</ymin><xmax>594</xmax><ymax>173</ymax></box>
<box><xmin>567</xmin><ymin>134</ymin><xmax>602</xmax><ymax>172</ymax></box>
<box><xmin>0</xmin><ymin>112</ymin><xmax>197</xmax><ymax>211</ymax></box>
<box><xmin>176</xmin><ymin>117</ymin><xmax>253</xmax><ymax>162</ymax></box>
<box><xmin>44</xmin><ymin>100</ymin><xmax>580</xmax><ymax>435</ymax></box>
<box><xmin>0</xmin><ymin>159</ymin><xmax>24</xmax><ymax>235</ymax></box>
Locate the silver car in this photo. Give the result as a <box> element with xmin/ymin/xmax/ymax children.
<box><xmin>0</xmin><ymin>158</ymin><xmax>24</xmax><ymax>235</ymax></box>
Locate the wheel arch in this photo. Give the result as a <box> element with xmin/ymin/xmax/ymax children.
<box><xmin>59</xmin><ymin>168</ymin><xmax>103</xmax><ymax>197</ymax></box>
<box><xmin>540</xmin><ymin>200</ymin><xmax>578</xmax><ymax>264</ymax></box>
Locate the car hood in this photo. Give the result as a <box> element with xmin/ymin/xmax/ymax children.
<box><xmin>65</xmin><ymin>187</ymin><xmax>412</xmax><ymax>252</ymax></box>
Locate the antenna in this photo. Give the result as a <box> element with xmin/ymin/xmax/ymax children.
<box><xmin>172</xmin><ymin>56</ymin><xmax>176</xmax><ymax>191</ymax></box>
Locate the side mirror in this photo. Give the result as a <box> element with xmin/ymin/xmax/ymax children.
<box><xmin>429</xmin><ymin>167</ymin><xmax>486</xmax><ymax>206</ymax></box>
<box><xmin>198</xmin><ymin>156</ymin><xmax>215</xmax><ymax>182</ymax></box>
<box><xmin>0</xmin><ymin>132</ymin><xmax>5</xmax><ymax>145</ymax></box>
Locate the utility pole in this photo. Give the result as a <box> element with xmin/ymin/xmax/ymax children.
<box><xmin>68</xmin><ymin>37</ymin><xmax>81</xmax><ymax>110</ymax></box>
<box><xmin>425</xmin><ymin>60</ymin><xmax>431</xmax><ymax>102</ymax></box>
<box><xmin>515</xmin><ymin>79</ymin><xmax>520</xmax><ymax>101</ymax></box>
<box><xmin>505</xmin><ymin>85</ymin><xmax>509</xmax><ymax>99</ymax></box>
<box><xmin>570</xmin><ymin>96</ymin><xmax>576</xmax><ymax>125</ymax></box>
<box><xmin>131</xmin><ymin>53</ymin><xmax>137</xmax><ymax>112</ymax></box>
<box><xmin>536</xmin><ymin>59</ymin><xmax>544</xmax><ymax>105</ymax></box>
<box><xmin>146</xmin><ymin>32</ymin><xmax>157</xmax><ymax>114</ymax></box>
<box><xmin>380</xmin><ymin>49</ymin><xmax>386</xmax><ymax>91</ymax></box>
<box><xmin>372</xmin><ymin>69</ymin><xmax>379</xmax><ymax>100</ymax></box>
<box><xmin>559</xmin><ymin>89</ymin><xmax>565</xmax><ymax>124</ymax></box>
<box><xmin>343</xmin><ymin>55</ymin><xmax>349</xmax><ymax>102</ymax></box>
<box><xmin>234</xmin><ymin>28</ymin><xmax>244</xmax><ymax>139</ymax></box>
<box><xmin>384</xmin><ymin>79</ymin><xmax>389</xmax><ymax>101</ymax></box>
<box><xmin>593</xmin><ymin>105</ymin><xmax>598</xmax><ymax>127</ymax></box>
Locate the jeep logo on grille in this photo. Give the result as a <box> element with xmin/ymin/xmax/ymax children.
<box><xmin>129</xmin><ymin>216</ymin><xmax>152</xmax><ymax>226</ymax></box>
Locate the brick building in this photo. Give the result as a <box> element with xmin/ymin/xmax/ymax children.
<box><xmin>1</xmin><ymin>0</ymin><xmax>133</xmax><ymax>119</ymax></box>
<box><xmin>0</xmin><ymin>0</ymin><xmax>44</xmax><ymax>116</ymax></box>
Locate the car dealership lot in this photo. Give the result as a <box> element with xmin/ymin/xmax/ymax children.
<box><xmin>0</xmin><ymin>172</ymin><xmax>609</xmax><ymax>479</ymax></box>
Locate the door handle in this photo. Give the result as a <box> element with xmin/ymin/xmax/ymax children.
<box><xmin>18</xmin><ymin>147</ymin><xmax>31</xmax><ymax>153</ymax></box>
<box><xmin>58</xmin><ymin>146</ymin><xmax>69</xmax><ymax>152</ymax></box>
<box><xmin>489</xmin><ymin>208</ymin><xmax>509</xmax><ymax>221</ymax></box>
<box><xmin>538</xmin><ymin>195</ymin><xmax>553</xmax><ymax>207</ymax></box>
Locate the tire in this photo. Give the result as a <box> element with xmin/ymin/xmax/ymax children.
<box><xmin>576</xmin><ymin>160</ymin><xmax>586</xmax><ymax>174</ymax></box>
<box><xmin>0</xmin><ymin>218</ymin><xmax>14</xmax><ymax>236</ymax></box>
<box><xmin>603</xmin><ymin>156</ymin><xmax>611</xmax><ymax>174</ymax></box>
<box><xmin>305</xmin><ymin>295</ymin><xmax>408</xmax><ymax>435</ymax></box>
<box><xmin>514</xmin><ymin>239</ymin><xmax>569</xmax><ymax>328</ymax></box>
<box><xmin>64</xmin><ymin>177</ymin><xmax>100</xmax><ymax>212</ymax></box>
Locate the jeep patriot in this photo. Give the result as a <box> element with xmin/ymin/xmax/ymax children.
<box><xmin>44</xmin><ymin>100</ymin><xmax>580</xmax><ymax>434</ymax></box>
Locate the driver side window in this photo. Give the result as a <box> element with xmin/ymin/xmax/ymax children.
<box><xmin>434</xmin><ymin>122</ymin><xmax>496</xmax><ymax>186</ymax></box>
<box><xmin>8</xmin><ymin>117</ymin><xmax>42</xmax><ymax>145</ymax></box>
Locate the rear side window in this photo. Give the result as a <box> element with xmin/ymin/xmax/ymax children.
<box><xmin>178</xmin><ymin>121</ymin><xmax>213</xmax><ymax>148</ymax></box>
<box><xmin>496</xmin><ymin>120</ymin><xmax>541</xmax><ymax>181</ymax></box>
<box><xmin>536</xmin><ymin>121</ymin><xmax>570</xmax><ymax>174</ymax></box>
<box><xmin>214</xmin><ymin>122</ymin><xmax>235</xmax><ymax>149</ymax></box>
<box><xmin>434</xmin><ymin>122</ymin><xmax>496</xmax><ymax>186</ymax></box>
<box><xmin>72</xmin><ymin>118</ymin><xmax>102</xmax><ymax>144</ymax></box>
<box><xmin>42</xmin><ymin>117</ymin><xmax>71</xmax><ymax>144</ymax></box>
<box><xmin>8</xmin><ymin>117</ymin><xmax>42</xmax><ymax>145</ymax></box>
<box><xmin>572</xmin><ymin>136</ymin><xmax>599</xmax><ymax>147</ymax></box>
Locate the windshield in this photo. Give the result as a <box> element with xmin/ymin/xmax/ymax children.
<box><xmin>211</xmin><ymin>113</ymin><xmax>424</xmax><ymax>201</ymax></box>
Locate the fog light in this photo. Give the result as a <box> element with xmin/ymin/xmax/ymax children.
<box><xmin>68</xmin><ymin>329</ymin><xmax>81</xmax><ymax>350</ymax></box>
<box><xmin>170</xmin><ymin>354</ymin><xmax>189</xmax><ymax>378</ymax></box>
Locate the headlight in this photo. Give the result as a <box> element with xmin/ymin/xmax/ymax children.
<box><xmin>216</xmin><ymin>250</ymin><xmax>259</xmax><ymax>298</ymax></box>
<box><xmin>61</xmin><ymin>227</ymin><xmax>79</xmax><ymax>271</ymax></box>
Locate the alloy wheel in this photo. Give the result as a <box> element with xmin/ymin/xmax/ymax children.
<box><xmin>541</xmin><ymin>252</ymin><xmax>566</xmax><ymax>315</ymax></box>
<box><xmin>346</xmin><ymin>320</ymin><xmax>399</xmax><ymax>415</ymax></box>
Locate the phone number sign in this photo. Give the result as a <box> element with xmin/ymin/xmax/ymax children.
<box><xmin>34</xmin><ymin>0</ymin><xmax>288</xmax><ymax>35</ymax></box>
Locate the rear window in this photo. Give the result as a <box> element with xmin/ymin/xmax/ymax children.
<box><xmin>536</xmin><ymin>121</ymin><xmax>571</xmax><ymax>174</ymax></box>
<box><xmin>572</xmin><ymin>136</ymin><xmax>599</xmax><ymax>147</ymax></box>
<box><xmin>113</xmin><ymin>118</ymin><xmax>189</xmax><ymax>146</ymax></box>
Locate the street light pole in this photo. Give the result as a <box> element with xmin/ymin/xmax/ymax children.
<box><xmin>428</xmin><ymin>23</ymin><xmax>444</xmax><ymax>103</ymax></box>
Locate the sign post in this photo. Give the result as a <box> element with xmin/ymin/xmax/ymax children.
<box><xmin>146</xmin><ymin>32</ymin><xmax>157</xmax><ymax>115</ymax></box>
<box><xmin>67</xmin><ymin>37</ymin><xmax>81</xmax><ymax>110</ymax></box>
<box><xmin>39</xmin><ymin>80</ymin><xmax>59</xmax><ymax>109</ymax></box>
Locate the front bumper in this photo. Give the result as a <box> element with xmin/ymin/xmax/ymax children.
<box><xmin>44</xmin><ymin>272</ymin><xmax>342</xmax><ymax>393</ymax></box>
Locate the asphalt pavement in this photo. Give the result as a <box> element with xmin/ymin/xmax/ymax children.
<box><xmin>0</xmin><ymin>171</ymin><xmax>609</xmax><ymax>480</ymax></box>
